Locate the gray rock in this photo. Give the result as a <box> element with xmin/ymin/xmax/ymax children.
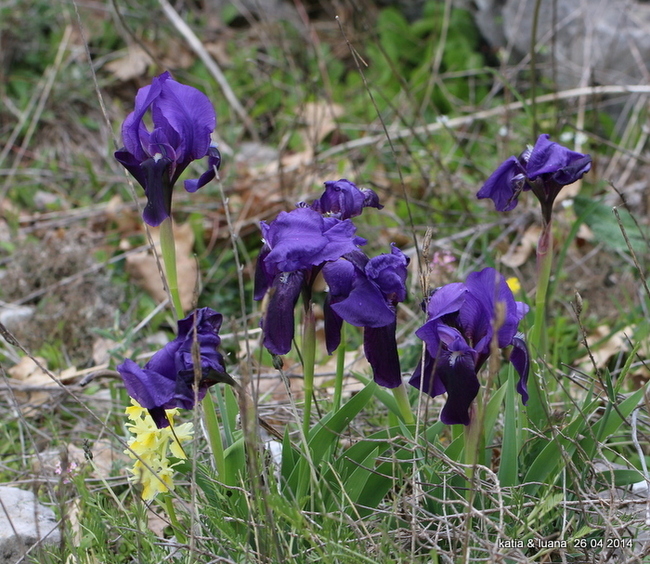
<box><xmin>0</xmin><ymin>304</ymin><xmax>34</xmax><ymax>333</ymax></box>
<box><xmin>0</xmin><ymin>486</ymin><xmax>60</xmax><ymax>563</ymax></box>
<box><xmin>474</xmin><ymin>0</ymin><xmax>650</xmax><ymax>89</ymax></box>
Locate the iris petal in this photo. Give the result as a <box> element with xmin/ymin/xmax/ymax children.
<box><xmin>262</xmin><ymin>270</ymin><xmax>305</xmax><ymax>355</ymax></box>
<box><xmin>141</xmin><ymin>155</ymin><xmax>173</xmax><ymax>226</ymax></box>
<box><xmin>526</xmin><ymin>134</ymin><xmax>590</xmax><ymax>180</ymax></box>
<box><xmin>263</xmin><ymin>208</ymin><xmax>362</xmax><ymax>273</ymax></box>
<box><xmin>364</xmin><ymin>322</ymin><xmax>402</xmax><ymax>388</ymax></box>
<box><xmin>477</xmin><ymin>156</ymin><xmax>522</xmax><ymax>212</ymax></box>
<box><xmin>117</xmin><ymin>308</ymin><xmax>229</xmax><ymax>428</ymax></box>
<box><xmin>425</xmin><ymin>283</ymin><xmax>467</xmax><ymax>320</ymax></box>
<box><xmin>438</xmin><ymin>348</ymin><xmax>480</xmax><ymax>425</ymax></box>
<box><xmin>185</xmin><ymin>145</ymin><xmax>221</xmax><ymax>193</ymax></box>
<box><xmin>330</xmin><ymin>275</ymin><xmax>394</xmax><ymax>328</ymax></box>
<box><xmin>432</xmin><ymin>332</ymin><xmax>480</xmax><ymax>425</ymax></box>
<box><xmin>510</xmin><ymin>336</ymin><xmax>530</xmax><ymax>404</ymax></box>
<box><xmin>409</xmin><ymin>351</ymin><xmax>447</xmax><ymax>398</ymax></box>
<box><xmin>118</xmin><ymin>358</ymin><xmax>176</xmax><ymax>413</ymax></box>
<box><xmin>323</xmin><ymin>296</ymin><xmax>343</xmax><ymax>354</ymax></box>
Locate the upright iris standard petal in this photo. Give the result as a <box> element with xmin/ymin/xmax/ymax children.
<box><xmin>409</xmin><ymin>267</ymin><xmax>530</xmax><ymax>425</ymax></box>
<box><xmin>309</xmin><ymin>179</ymin><xmax>383</xmax><ymax>219</ymax></box>
<box><xmin>260</xmin><ymin>208</ymin><xmax>365</xmax><ymax>275</ymax></box>
<box><xmin>322</xmin><ymin>244</ymin><xmax>409</xmax><ymax>388</ymax></box>
<box><xmin>526</xmin><ymin>134</ymin><xmax>591</xmax><ymax>182</ymax></box>
<box><xmin>117</xmin><ymin>307</ymin><xmax>232</xmax><ymax>428</ymax></box>
<box><xmin>114</xmin><ymin>72</ymin><xmax>220</xmax><ymax>226</ymax></box>
<box><xmin>463</xmin><ymin>268</ymin><xmax>525</xmax><ymax>349</ymax></box>
<box><xmin>477</xmin><ymin>134</ymin><xmax>591</xmax><ymax>221</ymax></box>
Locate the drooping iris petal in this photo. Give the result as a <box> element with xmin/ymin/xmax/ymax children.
<box><xmin>364</xmin><ymin>322</ymin><xmax>402</xmax><ymax>388</ymax></box>
<box><xmin>435</xmin><ymin>328</ymin><xmax>480</xmax><ymax>426</ymax></box>
<box><xmin>141</xmin><ymin>155</ymin><xmax>174</xmax><ymax>227</ymax></box>
<box><xmin>325</xmin><ymin>259</ymin><xmax>395</xmax><ymax>328</ymax></box>
<box><xmin>437</xmin><ymin>352</ymin><xmax>480</xmax><ymax>425</ymax></box>
<box><xmin>184</xmin><ymin>145</ymin><xmax>221</xmax><ymax>193</ymax></box>
<box><xmin>118</xmin><ymin>359</ymin><xmax>177</xmax><ymax>428</ymax></box>
<box><xmin>114</xmin><ymin>72</ymin><xmax>219</xmax><ymax>226</ymax></box>
<box><xmin>510</xmin><ymin>336</ymin><xmax>530</xmax><ymax>404</ymax></box>
<box><xmin>117</xmin><ymin>307</ymin><xmax>230</xmax><ymax>428</ymax></box>
<box><xmin>410</xmin><ymin>351</ymin><xmax>447</xmax><ymax>399</ymax></box>
<box><xmin>323</xmin><ymin>295</ymin><xmax>344</xmax><ymax>354</ymax></box>
<box><xmin>262</xmin><ymin>270</ymin><xmax>305</xmax><ymax>355</ymax></box>
<box><xmin>476</xmin><ymin>156</ymin><xmax>522</xmax><ymax>212</ymax></box>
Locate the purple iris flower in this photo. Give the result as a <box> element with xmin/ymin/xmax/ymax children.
<box><xmin>409</xmin><ymin>268</ymin><xmax>529</xmax><ymax>426</ymax></box>
<box><xmin>308</xmin><ymin>179</ymin><xmax>383</xmax><ymax>219</ymax></box>
<box><xmin>114</xmin><ymin>72</ymin><xmax>221</xmax><ymax>226</ymax></box>
<box><xmin>477</xmin><ymin>134</ymin><xmax>591</xmax><ymax>223</ymax></box>
<box><xmin>117</xmin><ymin>307</ymin><xmax>233</xmax><ymax>428</ymax></box>
<box><xmin>254</xmin><ymin>206</ymin><xmax>366</xmax><ymax>355</ymax></box>
<box><xmin>322</xmin><ymin>244</ymin><xmax>409</xmax><ymax>388</ymax></box>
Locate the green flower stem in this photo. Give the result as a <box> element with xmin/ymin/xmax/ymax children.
<box><xmin>203</xmin><ymin>391</ymin><xmax>226</xmax><ymax>479</ymax></box>
<box><xmin>302</xmin><ymin>304</ymin><xmax>316</xmax><ymax>438</ymax></box>
<box><xmin>391</xmin><ymin>383</ymin><xmax>414</xmax><ymax>425</ymax></box>
<box><xmin>162</xmin><ymin>493</ymin><xmax>187</xmax><ymax>544</ymax></box>
<box><xmin>463</xmin><ymin>401</ymin><xmax>484</xmax><ymax>475</ymax></box>
<box><xmin>528</xmin><ymin>219</ymin><xmax>553</xmax><ymax>429</ymax></box>
<box><xmin>160</xmin><ymin>218</ymin><xmax>226</xmax><ymax>478</ymax></box>
<box><xmin>333</xmin><ymin>324</ymin><xmax>346</xmax><ymax>412</ymax></box>
<box><xmin>462</xmin><ymin>399</ymin><xmax>483</xmax><ymax>561</ymax></box>
<box><xmin>159</xmin><ymin>217</ymin><xmax>184</xmax><ymax>319</ymax></box>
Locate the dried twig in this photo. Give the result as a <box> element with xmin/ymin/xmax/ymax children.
<box><xmin>317</xmin><ymin>85</ymin><xmax>650</xmax><ymax>160</ymax></box>
<box><xmin>157</xmin><ymin>0</ymin><xmax>258</xmax><ymax>141</ymax></box>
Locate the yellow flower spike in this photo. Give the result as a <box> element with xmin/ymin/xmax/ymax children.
<box><xmin>506</xmin><ymin>277</ymin><xmax>521</xmax><ymax>294</ymax></box>
<box><xmin>124</xmin><ymin>400</ymin><xmax>193</xmax><ymax>500</ymax></box>
<box><xmin>168</xmin><ymin>422</ymin><xmax>193</xmax><ymax>459</ymax></box>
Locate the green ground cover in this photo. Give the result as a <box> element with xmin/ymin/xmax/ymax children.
<box><xmin>1</xmin><ymin>1</ymin><xmax>649</xmax><ymax>562</ymax></box>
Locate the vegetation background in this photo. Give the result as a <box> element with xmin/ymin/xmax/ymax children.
<box><xmin>1</xmin><ymin>0</ymin><xmax>649</xmax><ymax>562</ymax></box>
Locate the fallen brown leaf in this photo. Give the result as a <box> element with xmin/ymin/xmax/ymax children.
<box><xmin>6</xmin><ymin>357</ymin><xmax>77</xmax><ymax>415</ymax></box>
<box><xmin>577</xmin><ymin>324</ymin><xmax>632</xmax><ymax>371</ymax></box>
<box><xmin>501</xmin><ymin>224</ymin><xmax>542</xmax><ymax>268</ymax></box>
<box><xmin>299</xmin><ymin>101</ymin><xmax>344</xmax><ymax>146</ymax></box>
<box><xmin>106</xmin><ymin>44</ymin><xmax>153</xmax><ymax>82</ymax></box>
